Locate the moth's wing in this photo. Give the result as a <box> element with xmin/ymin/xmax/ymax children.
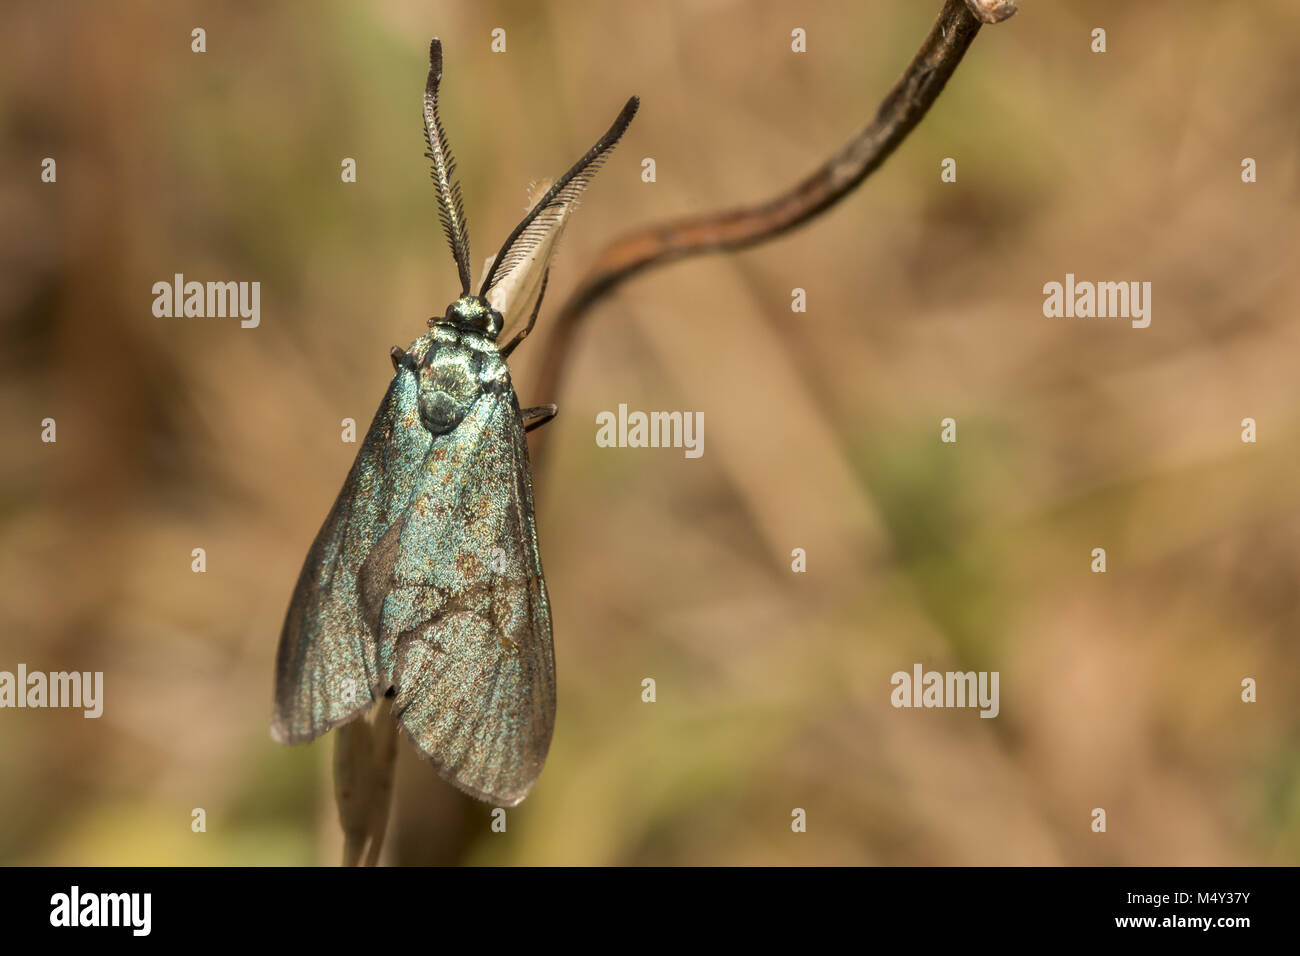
<box><xmin>374</xmin><ymin>389</ymin><xmax>555</xmax><ymax>806</ymax></box>
<box><xmin>271</xmin><ymin>366</ymin><xmax>432</xmax><ymax>744</ymax></box>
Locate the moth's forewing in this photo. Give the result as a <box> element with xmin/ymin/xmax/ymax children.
<box><xmin>271</xmin><ymin>361</ymin><xmax>431</xmax><ymax>744</ymax></box>
<box><xmin>275</xmin><ymin>328</ymin><xmax>556</xmax><ymax>807</ymax></box>
<box><xmin>379</xmin><ymin>366</ymin><xmax>556</xmax><ymax>807</ymax></box>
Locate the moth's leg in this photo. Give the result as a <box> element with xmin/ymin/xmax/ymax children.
<box><xmin>390</xmin><ymin>346</ymin><xmax>406</xmax><ymax>371</ymax></box>
<box><xmin>500</xmin><ymin>269</ymin><xmax>550</xmax><ymax>360</ymax></box>
<box><xmin>521</xmin><ymin>404</ymin><xmax>558</xmax><ymax>432</ymax></box>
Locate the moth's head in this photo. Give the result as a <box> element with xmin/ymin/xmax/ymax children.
<box><xmin>431</xmin><ymin>295</ymin><xmax>504</xmax><ymax>339</ymax></box>
<box><xmin>420</xmin><ymin>37</ymin><xmax>636</xmax><ymax>361</ymax></box>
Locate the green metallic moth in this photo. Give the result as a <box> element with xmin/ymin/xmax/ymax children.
<box><xmin>272</xmin><ymin>38</ymin><xmax>638</xmax><ymax>806</ymax></box>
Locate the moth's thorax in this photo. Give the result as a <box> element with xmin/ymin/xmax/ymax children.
<box><xmin>406</xmin><ymin>323</ymin><xmax>509</xmax><ymax>436</ymax></box>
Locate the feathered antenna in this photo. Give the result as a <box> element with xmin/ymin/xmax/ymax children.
<box><xmin>480</xmin><ymin>95</ymin><xmax>639</xmax><ymax>297</ymax></box>
<box><xmin>423</xmin><ymin>38</ymin><xmax>472</xmax><ymax>295</ymax></box>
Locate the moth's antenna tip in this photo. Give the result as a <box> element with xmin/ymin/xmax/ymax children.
<box><xmin>429</xmin><ymin>38</ymin><xmax>443</xmax><ymax>75</ymax></box>
<box><xmin>611</xmin><ymin>95</ymin><xmax>640</xmax><ymax>138</ymax></box>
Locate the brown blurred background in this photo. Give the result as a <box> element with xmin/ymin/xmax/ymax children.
<box><xmin>1</xmin><ymin>0</ymin><xmax>1297</xmax><ymax>865</ymax></box>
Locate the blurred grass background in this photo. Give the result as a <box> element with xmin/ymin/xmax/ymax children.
<box><xmin>1</xmin><ymin>0</ymin><xmax>1298</xmax><ymax>865</ymax></box>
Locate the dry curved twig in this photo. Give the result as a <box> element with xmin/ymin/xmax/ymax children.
<box><xmin>532</xmin><ymin>0</ymin><xmax>1014</xmax><ymax>460</ymax></box>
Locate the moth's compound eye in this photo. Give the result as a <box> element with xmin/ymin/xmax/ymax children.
<box><xmin>418</xmin><ymin>352</ymin><xmax>479</xmax><ymax>434</ymax></box>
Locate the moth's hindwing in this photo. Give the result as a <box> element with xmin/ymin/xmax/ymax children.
<box><xmin>272</xmin><ymin>367</ymin><xmax>432</xmax><ymax>744</ymax></box>
<box><xmin>377</xmin><ymin>374</ymin><xmax>556</xmax><ymax>807</ymax></box>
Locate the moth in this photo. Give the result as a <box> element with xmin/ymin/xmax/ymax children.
<box><xmin>272</xmin><ymin>38</ymin><xmax>638</xmax><ymax>806</ymax></box>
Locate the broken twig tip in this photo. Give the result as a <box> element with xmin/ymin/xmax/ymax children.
<box><xmin>963</xmin><ymin>0</ymin><xmax>1017</xmax><ymax>25</ymax></box>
